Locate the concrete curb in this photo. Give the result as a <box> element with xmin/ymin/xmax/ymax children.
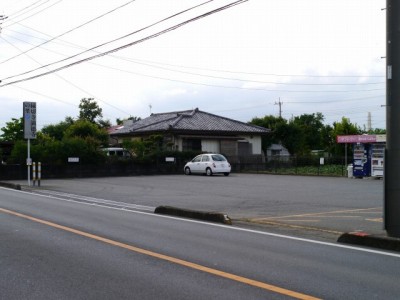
<box><xmin>0</xmin><ymin>181</ymin><xmax>22</xmax><ymax>190</ymax></box>
<box><xmin>154</xmin><ymin>206</ymin><xmax>232</xmax><ymax>225</ymax></box>
<box><xmin>337</xmin><ymin>232</ymin><xmax>400</xmax><ymax>252</ymax></box>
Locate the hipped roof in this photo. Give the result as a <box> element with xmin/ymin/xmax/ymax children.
<box><xmin>111</xmin><ymin>108</ymin><xmax>270</xmax><ymax>136</ymax></box>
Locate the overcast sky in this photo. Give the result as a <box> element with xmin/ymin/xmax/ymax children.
<box><xmin>0</xmin><ymin>0</ymin><xmax>386</xmax><ymax>132</ymax></box>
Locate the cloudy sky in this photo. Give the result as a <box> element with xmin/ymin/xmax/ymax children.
<box><xmin>0</xmin><ymin>0</ymin><xmax>386</xmax><ymax>132</ymax></box>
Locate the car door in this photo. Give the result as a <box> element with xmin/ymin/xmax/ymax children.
<box><xmin>200</xmin><ymin>155</ymin><xmax>211</xmax><ymax>173</ymax></box>
<box><xmin>190</xmin><ymin>155</ymin><xmax>203</xmax><ymax>173</ymax></box>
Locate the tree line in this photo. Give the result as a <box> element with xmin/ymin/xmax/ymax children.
<box><xmin>1</xmin><ymin>98</ymin><xmax>110</xmax><ymax>164</ymax></box>
<box><xmin>0</xmin><ymin>98</ymin><xmax>183</xmax><ymax>165</ymax></box>
<box><xmin>250</xmin><ymin>113</ymin><xmax>385</xmax><ymax>157</ymax></box>
<box><xmin>1</xmin><ymin>98</ymin><xmax>386</xmax><ymax>164</ymax></box>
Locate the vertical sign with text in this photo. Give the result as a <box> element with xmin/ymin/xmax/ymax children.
<box><xmin>23</xmin><ymin>102</ymin><xmax>37</xmax><ymax>139</ymax></box>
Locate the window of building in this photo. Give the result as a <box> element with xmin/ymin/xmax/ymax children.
<box><xmin>182</xmin><ymin>138</ymin><xmax>201</xmax><ymax>151</ymax></box>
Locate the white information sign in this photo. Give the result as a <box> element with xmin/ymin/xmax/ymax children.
<box><xmin>23</xmin><ymin>102</ymin><xmax>37</xmax><ymax>139</ymax></box>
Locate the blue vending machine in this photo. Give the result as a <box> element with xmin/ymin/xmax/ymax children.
<box><xmin>353</xmin><ymin>143</ymin><xmax>371</xmax><ymax>178</ymax></box>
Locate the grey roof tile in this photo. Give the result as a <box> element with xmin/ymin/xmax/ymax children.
<box><xmin>112</xmin><ymin>108</ymin><xmax>269</xmax><ymax>135</ymax></box>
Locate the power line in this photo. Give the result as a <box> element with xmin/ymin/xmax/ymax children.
<box><xmin>286</xmin><ymin>94</ymin><xmax>385</xmax><ymax>104</ymax></box>
<box><xmin>104</xmin><ymin>58</ymin><xmax>385</xmax><ymax>86</ymax></box>
<box><xmin>0</xmin><ymin>0</ymin><xmax>27</xmax><ymax>12</ymax></box>
<box><xmin>3</xmin><ymin>31</ymin><xmax>385</xmax><ymax>95</ymax></box>
<box><xmin>4</xmin><ymin>0</ymin><xmax>50</xmax><ymax>20</ymax></box>
<box><xmin>2</xmin><ymin>0</ymin><xmax>63</xmax><ymax>28</ymax></box>
<box><xmin>1</xmin><ymin>37</ymin><xmax>386</xmax><ymax>93</ymax></box>
<box><xmin>67</xmin><ymin>60</ymin><xmax>385</xmax><ymax>93</ymax></box>
<box><xmin>0</xmin><ymin>0</ymin><xmax>249</xmax><ymax>87</ymax></box>
<box><xmin>3</xmin><ymin>22</ymin><xmax>386</xmax><ymax>81</ymax></box>
<box><xmin>3</xmin><ymin>28</ymin><xmax>385</xmax><ymax>88</ymax></box>
<box><xmin>0</xmin><ymin>0</ymin><xmax>137</xmax><ymax>65</ymax></box>
<box><xmin>12</xmin><ymin>84</ymin><xmax>76</xmax><ymax>107</ymax></box>
<box><xmin>1</xmin><ymin>34</ymin><xmax>130</xmax><ymax>116</ymax></box>
<box><xmin>0</xmin><ymin>0</ymin><xmax>216</xmax><ymax>82</ymax></box>
<box><xmin>123</xmin><ymin>57</ymin><xmax>386</xmax><ymax>78</ymax></box>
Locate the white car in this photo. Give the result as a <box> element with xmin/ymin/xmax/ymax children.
<box><xmin>184</xmin><ymin>154</ymin><xmax>231</xmax><ymax>176</ymax></box>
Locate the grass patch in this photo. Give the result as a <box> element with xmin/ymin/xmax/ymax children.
<box><xmin>257</xmin><ymin>164</ymin><xmax>346</xmax><ymax>176</ymax></box>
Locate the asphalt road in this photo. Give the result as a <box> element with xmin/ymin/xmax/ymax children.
<box><xmin>11</xmin><ymin>173</ymin><xmax>385</xmax><ymax>239</ymax></box>
<box><xmin>1</xmin><ymin>186</ymin><xmax>400</xmax><ymax>299</ymax></box>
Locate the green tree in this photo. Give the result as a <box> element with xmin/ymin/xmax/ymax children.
<box><xmin>41</xmin><ymin>117</ymin><xmax>74</xmax><ymax>141</ymax></box>
<box><xmin>250</xmin><ymin>115</ymin><xmax>286</xmax><ymax>155</ymax></box>
<box><xmin>116</xmin><ymin>116</ymin><xmax>142</xmax><ymax>125</ymax></box>
<box><xmin>0</xmin><ymin>117</ymin><xmax>24</xmax><ymax>141</ymax></box>
<box><xmin>291</xmin><ymin>113</ymin><xmax>325</xmax><ymax>153</ymax></box>
<box><xmin>97</xmin><ymin>119</ymin><xmax>112</xmax><ymax>129</ymax></box>
<box><xmin>366</xmin><ymin>128</ymin><xmax>386</xmax><ymax>134</ymax></box>
<box><xmin>64</xmin><ymin>119</ymin><xmax>108</xmax><ymax>146</ymax></box>
<box><xmin>275</xmin><ymin>122</ymin><xmax>304</xmax><ymax>156</ymax></box>
<box><xmin>123</xmin><ymin>139</ymin><xmax>145</xmax><ymax>158</ymax></box>
<box><xmin>9</xmin><ymin>137</ymin><xmax>106</xmax><ymax>165</ymax></box>
<box><xmin>78</xmin><ymin>98</ymin><xmax>103</xmax><ymax>123</ymax></box>
<box><xmin>320</xmin><ymin>124</ymin><xmax>334</xmax><ymax>154</ymax></box>
<box><xmin>122</xmin><ymin>134</ymin><xmax>163</xmax><ymax>159</ymax></box>
<box><xmin>331</xmin><ymin>117</ymin><xmax>361</xmax><ymax>156</ymax></box>
<box><xmin>8</xmin><ymin>141</ymin><xmax>26</xmax><ymax>164</ymax></box>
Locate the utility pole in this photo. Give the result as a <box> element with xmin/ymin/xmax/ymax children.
<box><xmin>0</xmin><ymin>15</ymin><xmax>8</xmax><ymax>34</ymax></box>
<box><xmin>367</xmin><ymin>112</ymin><xmax>372</xmax><ymax>132</ymax></box>
<box><xmin>274</xmin><ymin>98</ymin><xmax>283</xmax><ymax>118</ymax></box>
<box><xmin>385</xmin><ymin>0</ymin><xmax>400</xmax><ymax>237</ymax></box>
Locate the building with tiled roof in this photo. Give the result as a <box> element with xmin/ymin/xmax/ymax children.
<box><xmin>110</xmin><ymin>108</ymin><xmax>270</xmax><ymax>160</ymax></box>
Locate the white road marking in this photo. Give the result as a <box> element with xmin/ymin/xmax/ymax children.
<box><xmin>1</xmin><ymin>186</ymin><xmax>399</xmax><ymax>259</ymax></box>
<box><xmin>31</xmin><ymin>189</ymin><xmax>155</xmax><ymax>211</ymax></box>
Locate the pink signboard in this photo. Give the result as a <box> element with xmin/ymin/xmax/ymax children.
<box><xmin>336</xmin><ymin>135</ymin><xmax>377</xmax><ymax>144</ymax></box>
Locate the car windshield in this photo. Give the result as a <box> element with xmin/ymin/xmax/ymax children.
<box><xmin>211</xmin><ymin>154</ymin><xmax>226</xmax><ymax>162</ymax></box>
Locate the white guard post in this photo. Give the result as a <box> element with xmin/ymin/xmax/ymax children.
<box><xmin>32</xmin><ymin>162</ymin><xmax>36</xmax><ymax>186</ymax></box>
<box><xmin>38</xmin><ymin>162</ymin><xmax>41</xmax><ymax>187</ymax></box>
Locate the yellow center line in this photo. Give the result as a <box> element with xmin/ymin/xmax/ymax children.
<box><xmin>254</xmin><ymin>207</ymin><xmax>382</xmax><ymax>221</ymax></box>
<box><xmin>0</xmin><ymin>207</ymin><xmax>320</xmax><ymax>300</ymax></box>
<box><xmin>366</xmin><ymin>218</ymin><xmax>383</xmax><ymax>223</ymax></box>
<box><xmin>247</xmin><ymin>219</ymin><xmax>343</xmax><ymax>235</ymax></box>
<box><xmin>284</xmin><ymin>220</ymin><xmax>321</xmax><ymax>223</ymax></box>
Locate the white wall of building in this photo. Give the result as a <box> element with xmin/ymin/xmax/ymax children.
<box><xmin>173</xmin><ymin>135</ymin><xmax>263</xmax><ymax>155</ymax></box>
<box><xmin>238</xmin><ymin>135</ymin><xmax>262</xmax><ymax>155</ymax></box>
<box><xmin>201</xmin><ymin>140</ymin><xmax>220</xmax><ymax>153</ymax></box>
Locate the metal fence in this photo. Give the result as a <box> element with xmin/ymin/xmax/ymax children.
<box><xmin>232</xmin><ymin>156</ymin><xmax>349</xmax><ymax>177</ymax></box>
<box><xmin>0</xmin><ymin>156</ymin><xmax>350</xmax><ymax>180</ymax></box>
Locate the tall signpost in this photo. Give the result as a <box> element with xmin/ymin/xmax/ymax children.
<box><xmin>23</xmin><ymin>102</ymin><xmax>37</xmax><ymax>187</ymax></box>
<box><xmin>385</xmin><ymin>1</ymin><xmax>400</xmax><ymax>237</ymax></box>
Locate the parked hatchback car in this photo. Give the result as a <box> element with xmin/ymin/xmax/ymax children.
<box><xmin>184</xmin><ymin>154</ymin><xmax>231</xmax><ymax>176</ymax></box>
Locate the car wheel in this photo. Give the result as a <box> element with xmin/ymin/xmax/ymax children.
<box><xmin>184</xmin><ymin>167</ymin><xmax>191</xmax><ymax>175</ymax></box>
<box><xmin>206</xmin><ymin>168</ymin><xmax>213</xmax><ymax>176</ymax></box>
<box><xmin>224</xmin><ymin>172</ymin><xmax>230</xmax><ymax>176</ymax></box>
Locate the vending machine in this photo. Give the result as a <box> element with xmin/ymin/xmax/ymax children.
<box><xmin>353</xmin><ymin>143</ymin><xmax>371</xmax><ymax>178</ymax></box>
<box><xmin>371</xmin><ymin>143</ymin><xmax>385</xmax><ymax>178</ymax></box>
